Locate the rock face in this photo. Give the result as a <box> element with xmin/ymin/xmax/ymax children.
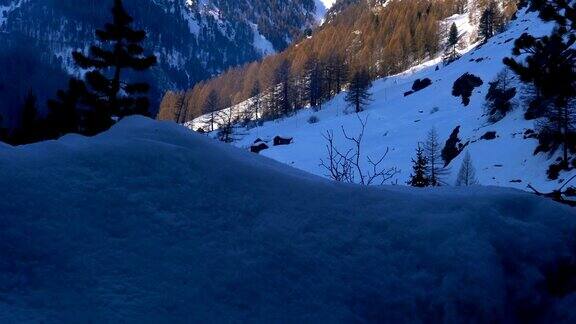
<box><xmin>0</xmin><ymin>0</ymin><xmax>320</xmax><ymax>123</ymax></box>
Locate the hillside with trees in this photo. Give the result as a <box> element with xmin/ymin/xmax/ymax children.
<box><xmin>178</xmin><ymin>0</ymin><xmax>576</xmax><ymax>194</ymax></box>
<box><xmin>158</xmin><ymin>0</ymin><xmax>516</xmax><ymax>123</ymax></box>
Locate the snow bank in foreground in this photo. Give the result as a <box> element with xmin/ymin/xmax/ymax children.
<box><xmin>1</xmin><ymin>117</ymin><xmax>575</xmax><ymax>322</ymax></box>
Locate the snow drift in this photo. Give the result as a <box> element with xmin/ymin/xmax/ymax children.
<box><xmin>0</xmin><ymin>117</ymin><xmax>575</xmax><ymax>322</ymax></box>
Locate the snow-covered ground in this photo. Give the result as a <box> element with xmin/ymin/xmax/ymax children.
<box><xmin>192</xmin><ymin>9</ymin><xmax>571</xmax><ymax>192</ymax></box>
<box><xmin>0</xmin><ymin>116</ymin><xmax>575</xmax><ymax>322</ymax></box>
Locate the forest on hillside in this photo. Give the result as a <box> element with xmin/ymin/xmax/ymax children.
<box><xmin>158</xmin><ymin>0</ymin><xmax>517</xmax><ymax>123</ymax></box>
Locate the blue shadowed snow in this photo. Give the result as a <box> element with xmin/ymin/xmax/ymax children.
<box><xmin>0</xmin><ymin>117</ymin><xmax>575</xmax><ymax>322</ymax></box>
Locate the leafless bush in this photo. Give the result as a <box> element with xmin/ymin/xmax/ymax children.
<box><xmin>320</xmin><ymin>116</ymin><xmax>399</xmax><ymax>185</ymax></box>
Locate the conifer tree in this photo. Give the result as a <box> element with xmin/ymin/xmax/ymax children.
<box><xmin>444</xmin><ymin>22</ymin><xmax>460</xmax><ymax>63</ymax></box>
<box><xmin>217</xmin><ymin>105</ymin><xmax>236</xmax><ymax>143</ymax></box>
<box><xmin>479</xmin><ymin>1</ymin><xmax>503</xmax><ymax>42</ymax></box>
<box><xmin>424</xmin><ymin>128</ymin><xmax>449</xmax><ymax>186</ymax></box>
<box><xmin>326</xmin><ymin>54</ymin><xmax>348</xmax><ymax>97</ymax></box>
<box><xmin>408</xmin><ymin>144</ymin><xmax>430</xmax><ymax>187</ymax></box>
<box><xmin>455</xmin><ymin>151</ymin><xmax>479</xmax><ymax>186</ymax></box>
<box><xmin>250</xmin><ymin>81</ymin><xmax>261</xmax><ymax>121</ymax></box>
<box><xmin>72</xmin><ymin>0</ymin><xmax>157</xmax><ymax>131</ymax></box>
<box><xmin>345</xmin><ymin>69</ymin><xmax>373</xmax><ymax>113</ymax></box>
<box><xmin>304</xmin><ymin>54</ymin><xmax>324</xmax><ymax>109</ymax></box>
<box><xmin>204</xmin><ymin>90</ymin><xmax>220</xmax><ymax>132</ymax></box>
<box><xmin>484</xmin><ymin>69</ymin><xmax>517</xmax><ymax>122</ymax></box>
<box><xmin>273</xmin><ymin>59</ymin><xmax>294</xmax><ymax>117</ymax></box>
<box><xmin>47</xmin><ymin>79</ymin><xmax>85</xmax><ymax>137</ymax></box>
<box><xmin>504</xmin><ymin>0</ymin><xmax>576</xmax><ymax>166</ymax></box>
<box><xmin>13</xmin><ymin>89</ymin><xmax>39</xmax><ymax>144</ymax></box>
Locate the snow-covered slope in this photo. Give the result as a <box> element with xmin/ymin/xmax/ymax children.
<box><xmin>0</xmin><ymin>116</ymin><xmax>575</xmax><ymax>322</ymax></box>
<box><xmin>194</xmin><ymin>9</ymin><xmax>571</xmax><ymax>192</ymax></box>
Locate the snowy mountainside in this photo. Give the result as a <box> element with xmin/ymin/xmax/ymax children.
<box><xmin>0</xmin><ymin>0</ymin><xmax>321</xmax><ymax>124</ymax></box>
<box><xmin>0</xmin><ymin>116</ymin><xmax>575</xmax><ymax>322</ymax></box>
<box><xmin>192</xmin><ymin>8</ymin><xmax>571</xmax><ymax>192</ymax></box>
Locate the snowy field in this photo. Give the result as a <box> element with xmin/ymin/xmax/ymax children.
<box><xmin>0</xmin><ymin>117</ymin><xmax>575</xmax><ymax>322</ymax></box>
<box><xmin>193</xmin><ymin>9</ymin><xmax>571</xmax><ymax>192</ymax></box>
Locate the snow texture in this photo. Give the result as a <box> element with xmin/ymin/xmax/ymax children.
<box><xmin>0</xmin><ymin>116</ymin><xmax>575</xmax><ymax>322</ymax></box>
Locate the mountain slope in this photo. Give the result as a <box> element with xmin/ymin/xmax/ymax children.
<box><xmin>190</xmin><ymin>8</ymin><xmax>572</xmax><ymax>192</ymax></box>
<box><xmin>159</xmin><ymin>0</ymin><xmax>458</xmax><ymax>121</ymax></box>
<box><xmin>0</xmin><ymin>116</ymin><xmax>575</xmax><ymax>322</ymax></box>
<box><xmin>0</xmin><ymin>0</ymin><xmax>320</xmax><ymax>126</ymax></box>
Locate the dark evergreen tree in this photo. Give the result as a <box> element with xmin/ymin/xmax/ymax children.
<box><xmin>250</xmin><ymin>81</ymin><xmax>261</xmax><ymax>121</ymax></box>
<box><xmin>304</xmin><ymin>54</ymin><xmax>324</xmax><ymax>109</ymax></box>
<box><xmin>273</xmin><ymin>59</ymin><xmax>294</xmax><ymax>117</ymax></box>
<box><xmin>217</xmin><ymin>105</ymin><xmax>236</xmax><ymax>143</ymax></box>
<box><xmin>484</xmin><ymin>69</ymin><xmax>517</xmax><ymax>122</ymax></box>
<box><xmin>424</xmin><ymin>128</ymin><xmax>449</xmax><ymax>186</ymax></box>
<box><xmin>46</xmin><ymin>79</ymin><xmax>85</xmax><ymax>137</ymax></box>
<box><xmin>12</xmin><ymin>89</ymin><xmax>40</xmax><ymax>144</ymax></box>
<box><xmin>204</xmin><ymin>90</ymin><xmax>220</xmax><ymax>132</ymax></box>
<box><xmin>345</xmin><ymin>69</ymin><xmax>373</xmax><ymax>113</ymax></box>
<box><xmin>479</xmin><ymin>1</ymin><xmax>503</xmax><ymax>42</ymax></box>
<box><xmin>173</xmin><ymin>92</ymin><xmax>187</xmax><ymax>124</ymax></box>
<box><xmin>240</xmin><ymin>81</ymin><xmax>261</xmax><ymax>127</ymax></box>
<box><xmin>444</xmin><ymin>22</ymin><xmax>460</xmax><ymax>63</ymax></box>
<box><xmin>504</xmin><ymin>0</ymin><xmax>576</xmax><ymax>166</ymax></box>
<box><xmin>526</xmin><ymin>0</ymin><xmax>576</xmax><ymax>30</ymax></box>
<box><xmin>72</xmin><ymin>0</ymin><xmax>157</xmax><ymax>132</ymax></box>
<box><xmin>325</xmin><ymin>54</ymin><xmax>348</xmax><ymax>97</ymax></box>
<box><xmin>408</xmin><ymin>144</ymin><xmax>430</xmax><ymax>187</ymax></box>
<box><xmin>455</xmin><ymin>151</ymin><xmax>478</xmax><ymax>186</ymax></box>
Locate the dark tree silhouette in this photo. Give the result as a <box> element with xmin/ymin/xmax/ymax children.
<box><xmin>249</xmin><ymin>81</ymin><xmax>261</xmax><ymax>122</ymax></box>
<box><xmin>479</xmin><ymin>1</ymin><xmax>503</xmax><ymax>42</ymax></box>
<box><xmin>444</xmin><ymin>22</ymin><xmax>460</xmax><ymax>63</ymax></box>
<box><xmin>484</xmin><ymin>69</ymin><xmax>517</xmax><ymax>122</ymax></box>
<box><xmin>273</xmin><ymin>59</ymin><xmax>293</xmax><ymax>117</ymax></box>
<box><xmin>304</xmin><ymin>54</ymin><xmax>324</xmax><ymax>109</ymax></box>
<box><xmin>72</xmin><ymin>0</ymin><xmax>157</xmax><ymax>127</ymax></box>
<box><xmin>504</xmin><ymin>0</ymin><xmax>576</xmax><ymax>165</ymax></box>
<box><xmin>455</xmin><ymin>151</ymin><xmax>479</xmax><ymax>186</ymax></box>
<box><xmin>204</xmin><ymin>90</ymin><xmax>220</xmax><ymax>132</ymax></box>
<box><xmin>12</xmin><ymin>90</ymin><xmax>40</xmax><ymax>144</ymax></box>
<box><xmin>345</xmin><ymin>69</ymin><xmax>372</xmax><ymax>113</ymax></box>
<box><xmin>408</xmin><ymin>144</ymin><xmax>430</xmax><ymax>187</ymax></box>
<box><xmin>46</xmin><ymin>79</ymin><xmax>86</xmax><ymax>137</ymax></box>
<box><xmin>424</xmin><ymin>128</ymin><xmax>449</xmax><ymax>186</ymax></box>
